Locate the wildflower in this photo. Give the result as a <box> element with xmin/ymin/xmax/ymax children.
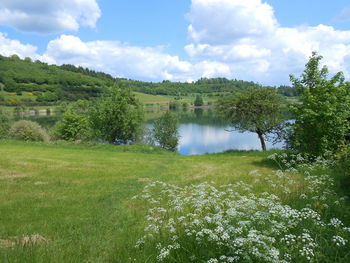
<box><xmin>332</xmin><ymin>235</ymin><xmax>347</xmax><ymax>246</ymax></box>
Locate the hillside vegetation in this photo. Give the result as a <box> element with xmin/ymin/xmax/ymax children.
<box><xmin>0</xmin><ymin>54</ymin><xmax>297</xmax><ymax>107</ymax></box>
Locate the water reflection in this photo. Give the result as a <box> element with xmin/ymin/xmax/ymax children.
<box><xmin>178</xmin><ymin>123</ymin><xmax>283</xmax><ymax>155</ymax></box>
<box><xmin>148</xmin><ymin>109</ymin><xmax>284</xmax><ymax>155</ymax></box>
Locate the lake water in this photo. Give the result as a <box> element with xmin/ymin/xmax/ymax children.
<box><xmin>24</xmin><ymin>108</ymin><xmax>284</xmax><ymax>155</ymax></box>
<box><xmin>147</xmin><ymin>109</ymin><xmax>284</xmax><ymax>155</ymax></box>
<box><xmin>177</xmin><ymin>123</ymin><xmax>283</xmax><ymax>155</ymax></box>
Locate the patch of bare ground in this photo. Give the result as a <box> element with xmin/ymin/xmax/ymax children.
<box><xmin>34</xmin><ymin>181</ymin><xmax>48</xmax><ymax>185</ymax></box>
<box><xmin>138</xmin><ymin>178</ymin><xmax>151</xmax><ymax>182</ymax></box>
<box><xmin>0</xmin><ymin>168</ymin><xmax>28</xmax><ymax>179</ymax></box>
<box><xmin>20</xmin><ymin>234</ymin><xmax>48</xmax><ymax>246</ymax></box>
<box><xmin>190</xmin><ymin>163</ymin><xmax>217</xmax><ymax>179</ymax></box>
<box><xmin>0</xmin><ymin>239</ymin><xmax>15</xmax><ymax>249</ymax></box>
<box><xmin>0</xmin><ymin>234</ymin><xmax>48</xmax><ymax>249</ymax></box>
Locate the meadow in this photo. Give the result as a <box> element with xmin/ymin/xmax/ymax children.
<box><xmin>0</xmin><ymin>141</ymin><xmax>349</xmax><ymax>262</ymax></box>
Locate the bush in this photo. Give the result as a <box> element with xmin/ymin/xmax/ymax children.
<box><xmin>0</xmin><ymin>110</ymin><xmax>10</xmax><ymax>138</ymax></box>
<box><xmin>169</xmin><ymin>101</ymin><xmax>180</xmax><ymax>110</ymax></box>
<box><xmin>152</xmin><ymin>111</ymin><xmax>179</xmax><ymax>151</ymax></box>
<box><xmin>10</xmin><ymin>120</ymin><xmax>50</xmax><ymax>142</ymax></box>
<box><xmin>54</xmin><ymin>110</ymin><xmax>89</xmax><ymax>141</ymax></box>
<box><xmin>194</xmin><ymin>95</ymin><xmax>204</xmax><ymax>106</ymax></box>
<box><xmin>89</xmin><ymin>86</ymin><xmax>144</xmax><ymax>144</ymax></box>
<box><xmin>289</xmin><ymin>52</ymin><xmax>350</xmax><ymax>156</ymax></box>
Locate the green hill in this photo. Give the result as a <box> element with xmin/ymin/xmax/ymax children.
<box><xmin>0</xmin><ymin>55</ymin><xmax>113</xmax><ymax>105</ymax></box>
<box><xmin>0</xmin><ymin>54</ymin><xmax>296</xmax><ymax>107</ymax></box>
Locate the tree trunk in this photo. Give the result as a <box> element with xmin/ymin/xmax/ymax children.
<box><xmin>257</xmin><ymin>131</ymin><xmax>266</xmax><ymax>151</ymax></box>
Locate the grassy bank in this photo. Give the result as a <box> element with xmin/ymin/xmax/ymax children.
<box><xmin>0</xmin><ymin>141</ymin><xmax>349</xmax><ymax>262</ymax></box>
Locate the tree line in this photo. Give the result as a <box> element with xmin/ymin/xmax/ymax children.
<box><xmin>0</xmin><ymin>54</ymin><xmax>298</xmax><ymax>107</ymax></box>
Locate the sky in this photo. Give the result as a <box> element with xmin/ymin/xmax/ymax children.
<box><xmin>0</xmin><ymin>0</ymin><xmax>350</xmax><ymax>85</ymax></box>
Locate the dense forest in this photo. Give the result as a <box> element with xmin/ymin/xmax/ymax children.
<box><xmin>0</xmin><ymin>54</ymin><xmax>298</xmax><ymax>106</ymax></box>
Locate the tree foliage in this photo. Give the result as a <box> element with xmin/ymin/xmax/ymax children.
<box><xmin>121</xmin><ymin>77</ymin><xmax>262</xmax><ymax>96</ymax></box>
<box><xmin>0</xmin><ymin>109</ymin><xmax>10</xmax><ymax>139</ymax></box>
<box><xmin>152</xmin><ymin>111</ymin><xmax>179</xmax><ymax>151</ymax></box>
<box><xmin>289</xmin><ymin>52</ymin><xmax>350</xmax><ymax>156</ymax></box>
<box><xmin>194</xmin><ymin>95</ymin><xmax>204</xmax><ymax>106</ymax></box>
<box><xmin>54</xmin><ymin>110</ymin><xmax>89</xmax><ymax>141</ymax></box>
<box><xmin>217</xmin><ymin>87</ymin><xmax>286</xmax><ymax>151</ymax></box>
<box><xmin>89</xmin><ymin>86</ymin><xmax>144</xmax><ymax>144</ymax></box>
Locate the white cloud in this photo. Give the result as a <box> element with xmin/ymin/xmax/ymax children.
<box><xmin>0</xmin><ymin>0</ymin><xmax>101</xmax><ymax>34</ymax></box>
<box><xmin>44</xmin><ymin>35</ymin><xmax>194</xmax><ymax>81</ymax></box>
<box><xmin>186</xmin><ymin>0</ymin><xmax>350</xmax><ymax>84</ymax></box>
<box><xmin>0</xmin><ymin>32</ymin><xmax>39</xmax><ymax>58</ymax></box>
<box><xmin>0</xmin><ymin>33</ymin><xmax>234</xmax><ymax>82</ymax></box>
<box><xmin>187</xmin><ymin>0</ymin><xmax>278</xmax><ymax>44</ymax></box>
<box><xmin>44</xmin><ymin>35</ymin><xmax>239</xmax><ymax>82</ymax></box>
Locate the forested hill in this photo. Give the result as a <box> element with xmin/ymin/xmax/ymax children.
<box><xmin>0</xmin><ymin>55</ymin><xmax>114</xmax><ymax>102</ymax></box>
<box><xmin>0</xmin><ymin>54</ymin><xmax>296</xmax><ymax>105</ymax></box>
<box><xmin>119</xmin><ymin>78</ymin><xmax>261</xmax><ymax>96</ymax></box>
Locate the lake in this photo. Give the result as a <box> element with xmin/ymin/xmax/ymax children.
<box><xmin>146</xmin><ymin>109</ymin><xmax>284</xmax><ymax>155</ymax></box>
<box><xmin>23</xmin><ymin>108</ymin><xmax>284</xmax><ymax>155</ymax></box>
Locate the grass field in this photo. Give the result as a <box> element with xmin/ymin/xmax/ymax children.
<box><xmin>133</xmin><ymin>92</ymin><xmax>171</xmax><ymax>104</ymax></box>
<box><xmin>0</xmin><ymin>141</ymin><xmax>349</xmax><ymax>262</ymax></box>
<box><xmin>0</xmin><ymin>141</ymin><xmax>279</xmax><ymax>262</ymax></box>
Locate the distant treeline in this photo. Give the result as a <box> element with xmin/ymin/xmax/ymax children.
<box><xmin>119</xmin><ymin>78</ymin><xmax>263</xmax><ymax>96</ymax></box>
<box><xmin>0</xmin><ymin>54</ymin><xmax>298</xmax><ymax>106</ymax></box>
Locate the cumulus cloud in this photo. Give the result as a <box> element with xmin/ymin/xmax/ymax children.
<box><xmin>186</xmin><ymin>0</ymin><xmax>350</xmax><ymax>84</ymax></box>
<box><xmin>44</xmin><ymin>35</ymin><xmax>233</xmax><ymax>82</ymax></box>
<box><xmin>0</xmin><ymin>0</ymin><xmax>101</xmax><ymax>34</ymax></box>
<box><xmin>187</xmin><ymin>0</ymin><xmax>278</xmax><ymax>44</ymax></box>
<box><xmin>0</xmin><ymin>32</ymin><xmax>233</xmax><ymax>82</ymax></box>
<box><xmin>0</xmin><ymin>32</ymin><xmax>39</xmax><ymax>58</ymax></box>
<box><xmin>44</xmin><ymin>35</ymin><xmax>192</xmax><ymax>81</ymax></box>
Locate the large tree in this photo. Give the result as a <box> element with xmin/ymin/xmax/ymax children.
<box><xmin>217</xmin><ymin>87</ymin><xmax>286</xmax><ymax>151</ymax></box>
<box><xmin>289</xmin><ymin>52</ymin><xmax>350</xmax><ymax>156</ymax></box>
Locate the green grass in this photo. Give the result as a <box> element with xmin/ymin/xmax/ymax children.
<box><xmin>1</xmin><ymin>141</ymin><xmax>349</xmax><ymax>262</ymax></box>
<box><xmin>134</xmin><ymin>92</ymin><xmax>220</xmax><ymax>106</ymax></box>
<box><xmin>134</xmin><ymin>92</ymin><xmax>170</xmax><ymax>104</ymax></box>
<box><xmin>0</xmin><ymin>140</ymin><xmax>280</xmax><ymax>262</ymax></box>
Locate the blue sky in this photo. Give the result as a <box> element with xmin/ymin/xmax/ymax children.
<box><xmin>0</xmin><ymin>0</ymin><xmax>350</xmax><ymax>85</ymax></box>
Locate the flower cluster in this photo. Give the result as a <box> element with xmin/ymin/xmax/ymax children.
<box><xmin>267</xmin><ymin>152</ymin><xmax>335</xmax><ymax>172</ymax></box>
<box><xmin>133</xmin><ymin>154</ymin><xmax>349</xmax><ymax>262</ymax></box>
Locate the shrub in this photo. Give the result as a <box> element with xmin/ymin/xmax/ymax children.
<box><xmin>182</xmin><ymin>102</ymin><xmax>189</xmax><ymax>109</ymax></box>
<box><xmin>194</xmin><ymin>95</ymin><xmax>204</xmax><ymax>106</ymax></box>
<box><xmin>289</xmin><ymin>52</ymin><xmax>350</xmax><ymax>156</ymax></box>
<box><xmin>0</xmin><ymin>110</ymin><xmax>10</xmax><ymax>138</ymax></box>
<box><xmin>169</xmin><ymin>101</ymin><xmax>180</xmax><ymax>110</ymax></box>
<box><xmin>89</xmin><ymin>86</ymin><xmax>144</xmax><ymax>144</ymax></box>
<box><xmin>152</xmin><ymin>111</ymin><xmax>179</xmax><ymax>151</ymax></box>
<box><xmin>10</xmin><ymin>120</ymin><xmax>49</xmax><ymax>142</ymax></box>
<box><xmin>54</xmin><ymin>110</ymin><xmax>89</xmax><ymax>141</ymax></box>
